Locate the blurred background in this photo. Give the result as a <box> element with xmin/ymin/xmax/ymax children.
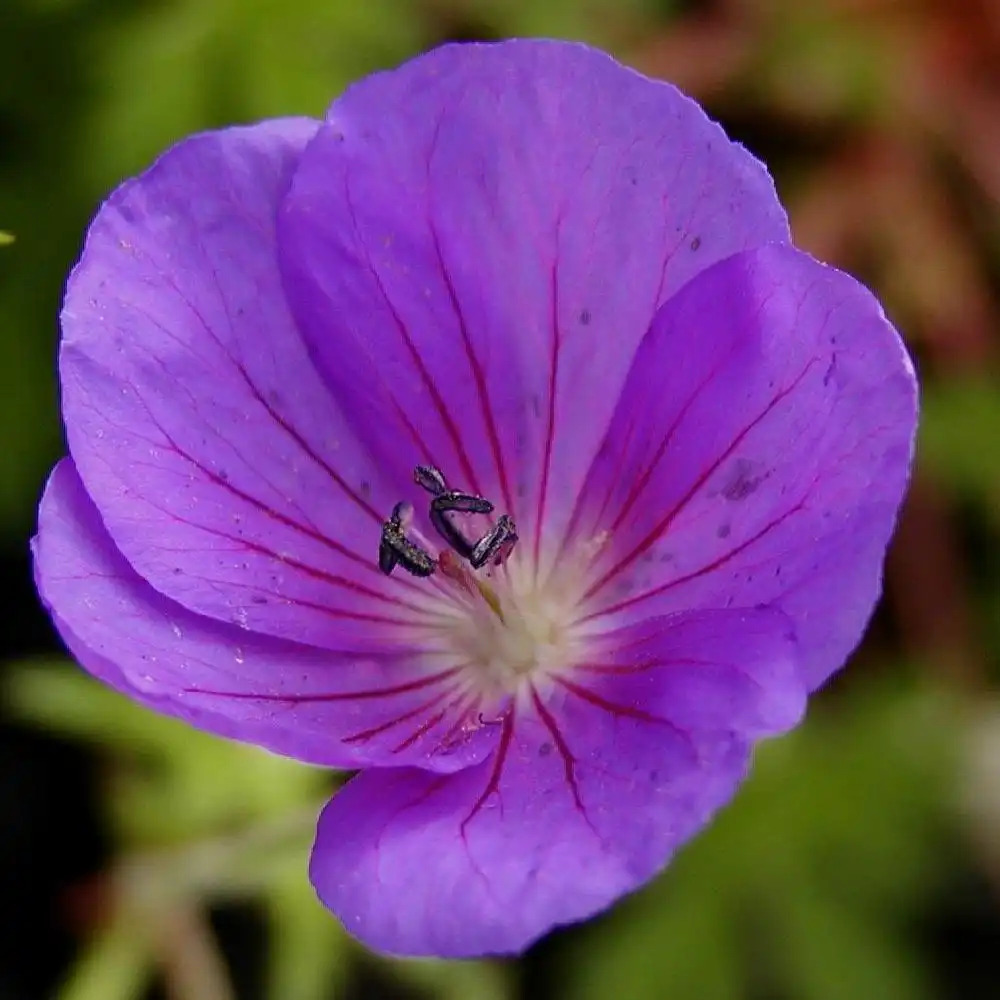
<box><xmin>2</xmin><ymin>0</ymin><xmax>999</xmax><ymax>997</ymax></box>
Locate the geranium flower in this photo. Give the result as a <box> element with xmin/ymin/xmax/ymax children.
<box><xmin>33</xmin><ymin>40</ymin><xmax>917</xmax><ymax>957</ymax></box>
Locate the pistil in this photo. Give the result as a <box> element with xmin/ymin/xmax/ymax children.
<box><xmin>438</xmin><ymin>550</ymin><xmax>506</xmax><ymax>623</ymax></box>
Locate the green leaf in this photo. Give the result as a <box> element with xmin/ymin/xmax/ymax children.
<box><xmin>773</xmin><ymin>889</ymin><xmax>935</xmax><ymax>1000</ymax></box>
<box><xmin>772</xmin><ymin>20</ymin><xmax>888</xmax><ymax>118</ymax></box>
<box><xmin>564</xmin><ymin>680</ymin><xmax>957</xmax><ymax>1000</ymax></box>
<box><xmin>84</xmin><ymin>0</ymin><xmax>429</xmax><ymax>189</ymax></box>
<box><xmin>0</xmin><ymin>2</ymin><xmax>105</xmax><ymax>538</ymax></box>
<box><xmin>919</xmin><ymin>378</ymin><xmax>1000</xmax><ymax>501</ymax></box>
<box><xmin>566</xmin><ymin>889</ymin><xmax>740</xmax><ymax>1000</ymax></box>
<box><xmin>55</xmin><ymin>914</ymin><xmax>153</xmax><ymax>1000</ymax></box>
<box><xmin>379</xmin><ymin>953</ymin><xmax>512</xmax><ymax>1000</ymax></box>
<box><xmin>265</xmin><ymin>873</ymin><xmax>350</xmax><ymax>1000</ymax></box>
<box><xmin>466</xmin><ymin>0</ymin><xmax>654</xmax><ymax>42</ymax></box>
<box><xmin>5</xmin><ymin>661</ymin><xmax>331</xmax><ymax>843</ymax></box>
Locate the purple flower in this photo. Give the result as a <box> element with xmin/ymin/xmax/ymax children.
<box><xmin>33</xmin><ymin>40</ymin><xmax>916</xmax><ymax>957</ymax></box>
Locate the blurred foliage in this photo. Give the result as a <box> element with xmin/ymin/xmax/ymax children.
<box><xmin>6</xmin><ymin>662</ymin><xmax>512</xmax><ymax>1000</ymax></box>
<box><xmin>921</xmin><ymin>379</ymin><xmax>1000</xmax><ymax>507</ymax></box>
<box><xmin>3</xmin><ymin>0</ymin><xmax>1000</xmax><ymax>998</ymax></box>
<box><xmin>4</xmin><ymin>662</ymin><xmax>963</xmax><ymax>1000</ymax></box>
<box><xmin>565</xmin><ymin>681</ymin><xmax>959</xmax><ymax>1000</ymax></box>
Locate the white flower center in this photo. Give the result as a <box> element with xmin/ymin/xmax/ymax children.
<box><xmin>429</xmin><ymin>550</ymin><xmax>588</xmax><ymax>698</ymax></box>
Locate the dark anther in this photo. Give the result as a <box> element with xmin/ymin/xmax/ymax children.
<box><xmin>379</xmin><ymin>501</ymin><xmax>436</xmax><ymax>578</ymax></box>
<box><xmin>414</xmin><ymin>464</ymin><xmax>494</xmax><ymax>559</ymax></box>
<box><xmin>378</xmin><ymin>466</ymin><xmax>519</xmax><ymax>575</ymax></box>
<box><xmin>414</xmin><ymin>465</ymin><xmax>448</xmax><ymax>496</ymax></box>
<box><xmin>415</xmin><ymin>466</ymin><xmax>492</xmax><ymax>515</ymax></box>
<box><xmin>470</xmin><ymin>514</ymin><xmax>518</xmax><ymax>570</ymax></box>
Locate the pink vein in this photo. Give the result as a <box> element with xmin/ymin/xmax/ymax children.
<box><xmin>182</xmin><ymin>664</ymin><xmax>462</xmax><ymax>703</ymax></box>
<box><xmin>240</xmin><ymin>373</ymin><xmax>381</xmax><ymax>523</ymax></box>
<box><xmin>581</xmin><ymin>497</ymin><xmax>808</xmax><ymax>624</ymax></box>
<box><xmin>117</xmin><ymin>374</ymin><xmax>399</xmax><ymax>586</ymax></box>
<box><xmin>428</xmin><ymin>216</ymin><xmax>512</xmax><ymax>511</ymax></box>
<box><xmin>460</xmin><ymin>706</ymin><xmax>515</xmax><ymax>837</ymax></box>
<box><xmin>577</xmin><ymin>655</ymin><xmax>733</xmax><ymax>677</ymax></box>
<box><xmin>200</xmin><ymin>259</ymin><xmax>385</xmax><ymax>526</ymax></box>
<box><xmin>391</xmin><ymin>686</ymin><xmax>472</xmax><ymax>754</ymax></box>
<box><xmin>341</xmin><ymin>679</ymin><xmax>466</xmax><ymax>747</ymax></box>
<box><xmin>436</xmin><ymin>691</ymin><xmax>487</xmax><ymax>750</ymax></box>
<box><xmin>604</xmin><ymin>343</ymin><xmax>742</xmax><ymax>539</ymax></box>
<box><xmin>343</xmin><ymin>168</ymin><xmax>481</xmax><ymax>494</ymax></box>
<box><xmin>530</xmin><ymin>685</ymin><xmax>590</xmax><ymax>825</ymax></box>
<box><xmin>533</xmin><ymin>222</ymin><xmax>564</xmax><ymax>564</ymax></box>
<box><xmin>135</xmin><ymin>249</ymin><xmax>384</xmax><ymax>527</ymax></box>
<box><xmin>551</xmin><ymin>674</ymin><xmax>696</xmax><ymax>758</ymax></box>
<box><xmin>582</xmin><ymin>361</ymin><xmax>817</xmax><ymax>603</ymax></box>
<box><xmin>133</xmin><ymin>489</ymin><xmax>423</xmax><ymax>616</ymax></box>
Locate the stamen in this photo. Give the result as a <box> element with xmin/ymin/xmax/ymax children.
<box><xmin>470</xmin><ymin>514</ymin><xmax>518</xmax><ymax>570</ymax></box>
<box><xmin>429</xmin><ymin>494</ymin><xmax>492</xmax><ymax>559</ymax></box>
<box><xmin>377</xmin><ymin>466</ymin><xmax>519</xmax><ymax>578</ymax></box>
<box><xmin>438</xmin><ymin>550</ymin><xmax>506</xmax><ymax>622</ymax></box>
<box><xmin>415</xmin><ymin>464</ymin><xmax>495</xmax><ymax>560</ymax></box>
<box><xmin>434</xmin><ymin>494</ymin><xmax>494</xmax><ymax>515</ymax></box>
<box><xmin>373</xmin><ymin>468</ymin><xmax>585</xmax><ymax>708</ymax></box>
<box><xmin>379</xmin><ymin>501</ymin><xmax>436</xmax><ymax>578</ymax></box>
<box><xmin>474</xmin><ymin>578</ymin><xmax>506</xmax><ymax>621</ymax></box>
<box><xmin>414</xmin><ymin>465</ymin><xmax>448</xmax><ymax>496</ymax></box>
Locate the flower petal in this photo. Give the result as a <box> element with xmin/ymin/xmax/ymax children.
<box><xmin>278</xmin><ymin>40</ymin><xmax>789</xmax><ymax>565</ymax></box>
<box><xmin>308</xmin><ymin>606</ymin><xmax>799</xmax><ymax>956</ymax></box>
<box><xmin>32</xmin><ymin>460</ymin><xmax>498</xmax><ymax>772</ymax></box>
<box><xmin>312</xmin><ymin>729</ymin><xmax>743</xmax><ymax>958</ymax></box>
<box><xmin>569</xmin><ymin>244</ymin><xmax>917</xmax><ymax>690</ymax></box>
<box><xmin>583</xmin><ymin>607</ymin><xmax>805</xmax><ymax>737</ymax></box>
<box><xmin>60</xmin><ymin>117</ymin><xmax>425</xmax><ymax>650</ymax></box>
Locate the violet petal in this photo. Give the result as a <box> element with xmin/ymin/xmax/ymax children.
<box><xmin>33</xmin><ymin>461</ymin><xmax>498</xmax><ymax>772</ymax></box>
<box><xmin>572</xmin><ymin>244</ymin><xmax>917</xmax><ymax>690</ymax></box>
<box><xmin>308</xmin><ymin>606</ymin><xmax>800</xmax><ymax>956</ymax></box>
<box><xmin>61</xmin><ymin>118</ymin><xmax>423</xmax><ymax>649</ymax></box>
<box><xmin>278</xmin><ymin>40</ymin><xmax>790</xmax><ymax>561</ymax></box>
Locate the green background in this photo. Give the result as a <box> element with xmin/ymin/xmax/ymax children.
<box><xmin>2</xmin><ymin>1</ymin><xmax>999</xmax><ymax>998</ymax></box>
